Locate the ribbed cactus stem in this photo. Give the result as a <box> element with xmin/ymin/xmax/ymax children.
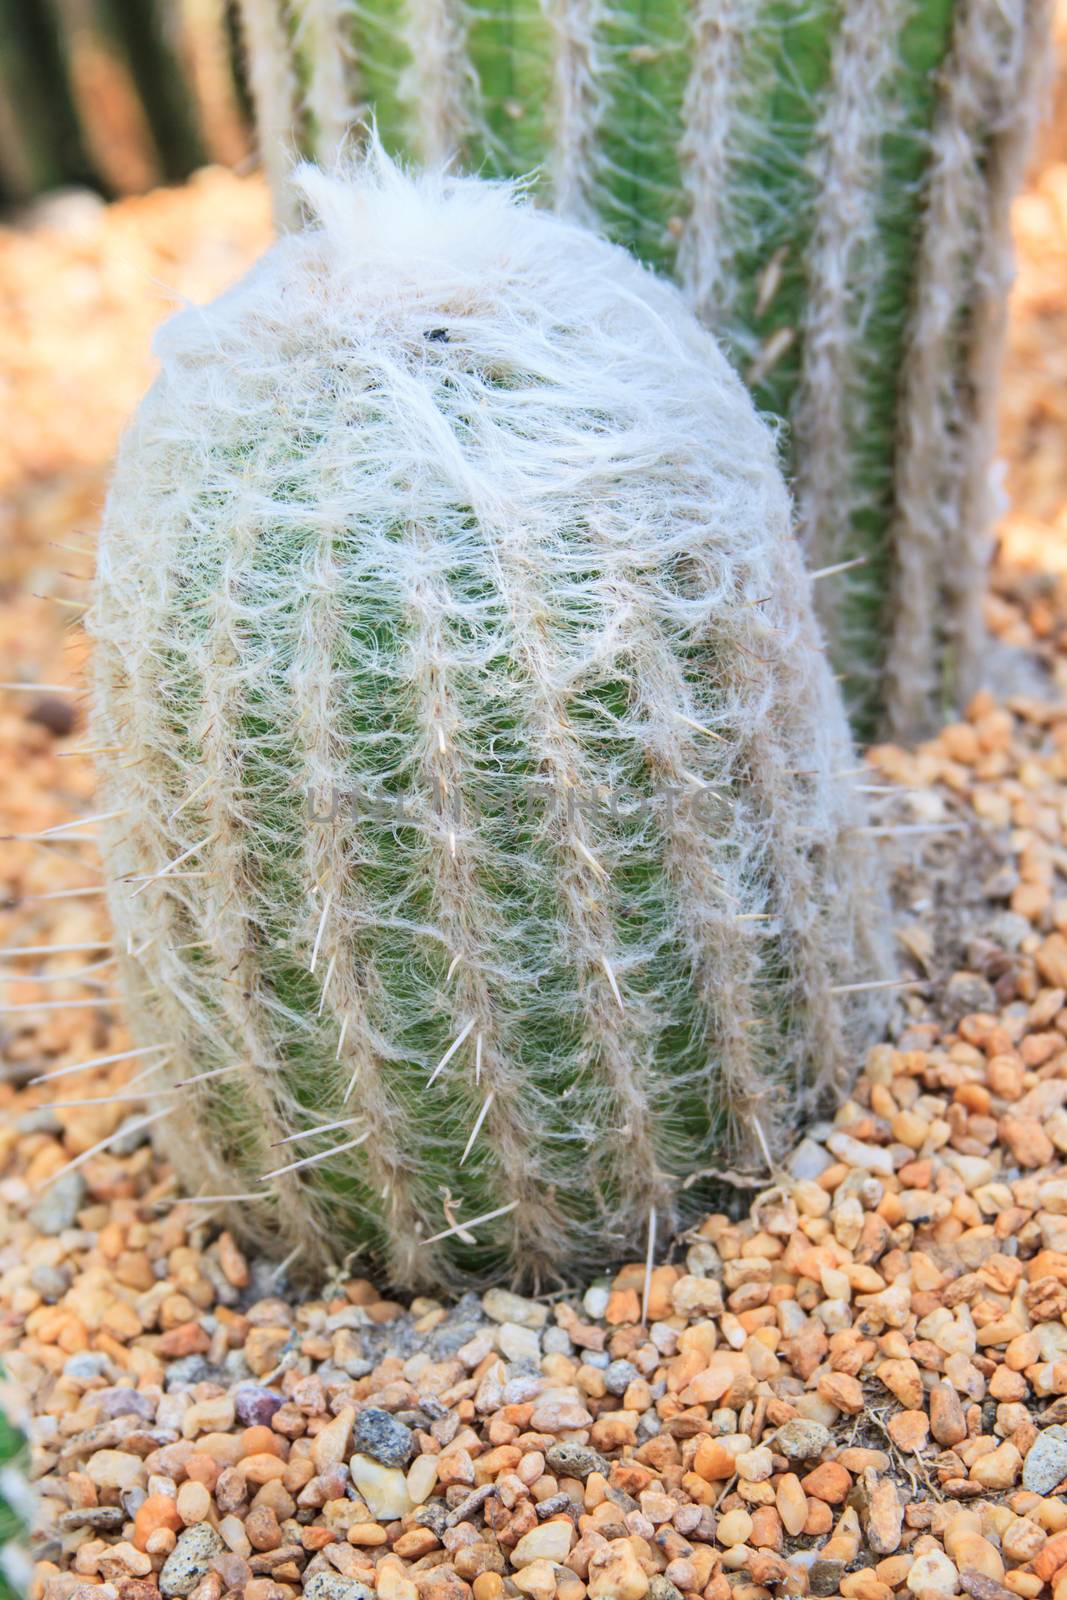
<box><xmin>237</xmin><ymin>0</ymin><xmax>1050</xmax><ymax>738</ymax></box>
<box><xmin>91</xmin><ymin>154</ymin><xmax>889</xmax><ymax>1290</ymax></box>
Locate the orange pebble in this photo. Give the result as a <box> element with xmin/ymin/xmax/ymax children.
<box><xmin>133</xmin><ymin>1494</ymin><xmax>183</xmax><ymax>1551</ymax></box>
<box><xmin>242</xmin><ymin>1426</ymin><xmax>284</xmax><ymax>1459</ymax></box>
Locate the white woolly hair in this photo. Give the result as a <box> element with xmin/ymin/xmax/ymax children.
<box><xmin>91</xmin><ymin>149</ymin><xmax>891</xmax><ymax>1291</ymax></box>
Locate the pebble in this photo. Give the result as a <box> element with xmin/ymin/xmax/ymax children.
<box><xmin>85</xmin><ymin>1451</ymin><xmax>145</xmax><ymax>1492</ymax></box>
<box><xmin>348</xmin><ymin>1454</ymin><xmax>412</xmax><ymax>1520</ymax></box>
<box><xmin>510</xmin><ymin>1522</ymin><xmax>574</xmax><ymax>1565</ymax></box>
<box><xmin>158</xmin><ymin>1524</ymin><xmax>225</xmax><ymax>1597</ymax></box>
<box><xmin>350</xmin><ymin>1408</ymin><xmax>414</xmax><ymax>1468</ymax></box>
<box><xmin>1022</xmin><ymin>1424</ymin><xmax>1067</xmax><ymax>1493</ymax></box>
<box><xmin>545</xmin><ymin>1443</ymin><xmax>610</xmax><ymax>1480</ymax></box>
<box><xmin>303</xmin><ymin>1577</ymin><xmax>376</xmax><ymax>1600</ymax></box>
<box><xmin>481</xmin><ymin>1288</ymin><xmax>548</xmax><ymax>1329</ymax></box>
<box><xmin>27</xmin><ymin>1171</ymin><xmax>86</xmax><ymax>1235</ymax></box>
<box><xmin>774</xmin><ymin>1418</ymin><xmax>832</xmax><ymax>1460</ymax></box>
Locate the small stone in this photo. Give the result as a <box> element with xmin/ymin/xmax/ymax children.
<box><xmin>529</xmin><ymin>1397</ymin><xmax>593</xmax><ymax>1432</ymax></box>
<box><xmin>303</xmin><ymin>1576</ymin><xmax>375</xmax><ymax>1600</ymax></box>
<box><xmin>716</xmin><ymin>1509</ymin><xmax>753</xmax><ymax>1548</ymax></box>
<box><xmin>510</xmin><ymin>1522</ymin><xmax>574</xmax><ymax>1566</ymax></box>
<box><xmin>159</xmin><ymin>1525</ymin><xmax>225</xmax><ymax>1598</ymax></box>
<box><xmin>587</xmin><ymin>1539</ymin><xmax>650</xmax><ymax>1600</ymax></box>
<box><xmin>876</xmin><ymin>1358</ymin><xmax>924</xmax><ymax>1410</ymax></box>
<box><xmin>906</xmin><ymin>1548</ymin><xmax>959</xmax><ymax>1598</ymax></box>
<box><xmin>930</xmin><ymin>1381</ymin><xmax>968</xmax><ymax>1446</ymax></box>
<box><xmin>511</xmin><ymin>1561</ymin><xmax>558</xmax><ymax>1600</ymax></box>
<box><xmin>776</xmin><ymin>1474</ymin><xmax>807</xmax><ymax>1537</ymax></box>
<box><xmin>545</xmin><ymin>1443</ymin><xmax>610</xmax><ymax>1481</ymax></box>
<box><xmin>28</xmin><ymin>1171</ymin><xmax>86</xmax><ymax>1235</ymax></box>
<box><xmin>774</xmin><ymin>1419</ymin><xmax>832</xmax><ymax>1460</ymax></box>
<box><xmin>481</xmin><ymin>1288</ymin><xmax>548</xmax><ymax>1329</ymax></box>
<box><xmin>351</xmin><ymin>1409</ymin><xmax>414</xmax><ymax>1468</ymax></box>
<box><xmin>497</xmin><ymin>1323</ymin><xmax>541</xmax><ymax>1363</ymax></box>
<box><xmin>86</xmin><ymin>1451</ymin><xmax>146</xmax><ymax>1493</ymax></box>
<box><xmin>348</xmin><ymin>1454</ymin><xmax>412</xmax><ymax>1520</ymax></box>
<box><xmin>818</xmin><ymin>1372</ymin><xmax>864</xmax><ymax>1413</ymax></box>
<box><xmin>969</xmin><ymin>1440</ymin><xmax>1022</xmax><ymax>1490</ymax></box>
<box><xmin>826</xmin><ymin>1133</ymin><xmax>895</xmax><ymax>1175</ymax></box>
<box><xmin>27</xmin><ymin>693</ymin><xmax>77</xmax><ymax>736</ymax></box>
<box><xmin>801</xmin><ymin>1462</ymin><xmax>852</xmax><ymax>1504</ymax></box>
<box><xmin>864</xmin><ymin>1476</ymin><xmax>903</xmax><ymax>1556</ymax></box>
<box><xmin>888</xmin><ymin>1411</ymin><xmax>929</xmax><ymax>1453</ymax></box>
<box><xmin>233</xmin><ymin>1387</ymin><xmax>284</xmax><ymax>1428</ymax></box>
<box><xmin>406</xmin><ymin>1454</ymin><xmax>439</xmax><ymax>1506</ymax></box>
<box><xmin>175</xmin><ymin>1482</ymin><xmax>211</xmax><ymax>1525</ymax></box>
<box><xmin>313</xmin><ymin>1407</ymin><xmax>355</xmax><ymax>1473</ymax></box>
<box><xmin>1022</xmin><ymin>1425</ymin><xmax>1067</xmax><ymax>1493</ymax></box>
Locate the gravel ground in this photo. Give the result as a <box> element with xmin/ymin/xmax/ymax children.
<box><xmin>4</xmin><ymin>36</ymin><xmax>1067</xmax><ymax>1599</ymax></box>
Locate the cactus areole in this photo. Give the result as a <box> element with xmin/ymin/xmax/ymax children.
<box><xmin>91</xmin><ymin>157</ymin><xmax>890</xmax><ymax>1290</ymax></box>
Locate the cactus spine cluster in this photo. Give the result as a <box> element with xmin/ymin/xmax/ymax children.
<box><xmin>90</xmin><ymin>157</ymin><xmax>890</xmax><ymax>1291</ymax></box>
<box><xmin>237</xmin><ymin>0</ymin><xmax>1050</xmax><ymax>739</ymax></box>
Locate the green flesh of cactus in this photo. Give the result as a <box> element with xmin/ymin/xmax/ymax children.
<box><xmin>245</xmin><ymin>0</ymin><xmax>1049</xmax><ymax>740</ymax></box>
<box><xmin>91</xmin><ymin>158</ymin><xmax>889</xmax><ymax>1291</ymax></box>
<box><xmin>0</xmin><ymin>1375</ymin><xmax>30</xmax><ymax>1600</ymax></box>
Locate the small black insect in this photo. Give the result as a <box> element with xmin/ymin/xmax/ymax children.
<box><xmin>424</xmin><ymin>327</ymin><xmax>450</xmax><ymax>342</ymax></box>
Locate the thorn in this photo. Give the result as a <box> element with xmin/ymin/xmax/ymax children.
<box><xmin>446</xmin><ymin>954</ymin><xmax>462</xmax><ymax>984</ymax></box>
<box><xmin>168</xmin><ymin>774</ymin><xmax>211</xmax><ymax>822</ymax></box>
<box><xmin>448</xmin><ymin>829</ymin><xmax>457</xmax><ymax>858</ymax></box>
<box><xmin>335</xmin><ymin>1015</ymin><xmax>350</xmax><ymax>1061</ymax></box>
<box><xmin>809</xmin><ymin>555</ymin><xmax>868</xmax><ymax>582</ymax></box>
<box><xmin>343</xmin><ymin>1062</ymin><xmax>359</xmax><ymax>1102</ymax></box>
<box><xmin>0</xmin><ymin>955</ymin><xmax>115</xmax><ymax>984</ymax></box>
<box><xmin>47</xmin><ymin>1087</ymin><xmax>179</xmax><ymax>1109</ymax></box>
<box><xmin>641</xmin><ymin>1204</ymin><xmax>657</xmax><ymax>1326</ymax></box>
<box><xmin>34</xmin><ymin>594</ymin><xmax>85</xmax><ymax>612</ymax></box>
<box><xmin>747</xmin><ymin>324</ymin><xmax>795</xmax><ymax>387</ymax></box>
<box><xmin>460</xmin><ymin>1091</ymin><xmax>495</xmax><ymax>1165</ymax></box>
<box><xmin>4</xmin><ymin>831</ymin><xmax>99</xmax><ymax>844</ymax></box>
<box><xmin>36</xmin><ymin>1107</ymin><xmax>173</xmax><ymax>1190</ymax></box>
<box><xmin>317</xmin><ymin>952</ymin><xmax>337</xmax><ymax>1015</ymax></box>
<box><xmin>853</xmin><ymin>822</ymin><xmax>967</xmax><ymax>838</ymax></box>
<box><xmin>57</xmin><ymin>746</ymin><xmax>124</xmax><ymax>758</ymax></box>
<box><xmin>269</xmin><ymin>1244</ymin><xmax>301</xmax><ymax>1281</ymax></box>
<box><xmin>0</xmin><ymin>683</ymin><xmax>78</xmax><ymax>695</ymax></box>
<box><xmin>751</xmin><ymin>1115</ymin><xmax>774</xmax><ymax>1172</ymax></box>
<box><xmin>829</xmin><ymin>976</ymin><xmax>926</xmax><ymax>995</ymax></box>
<box><xmin>572</xmin><ymin>837</ymin><xmax>608</xmax><ymax>880</ymax></box>
<box><xmin>130</xmin><ymin>831</ymin><xmax>218</xmax><ymax>898</ymax></box>
<box><xmin>474</xmin><ymin>1031</ymin><xmax>483</xmax><ymax>1087</ymax></box>
<box><xmin>601</xmin><ymin>954</ymin><xmax>624</xmax><ymax>1010</ymax></box>
<box><xmin>436</xmin><ymin>725</ymin><xmax>447</xmax><ymax>754</ymax></box>
<box><xmin>427</xmin><ymin>1017</ymin><xmax>475</xmax><ymax>1087</ymax></box>
<box><xmin>675</xmin><ymin>711</ymin><xmax>725</xmax><ymax>743</ymax></box>
<box><xmin>0</xmin><ymin>996</ymin><xmax>117</xmax><ymax>1013</ymax></box>
<box><xmin>46</xmin><ymin>809</ymin><xmax>128</xmax><ymax>836</ymax></box>
<box><xmin>29</xmin><ymin>1043</ymin><xmax>172</xmax><ymax>1086</ymax></box>
<box><xmin>176</xmin><ymin>1062</ymin><xmax>245</xmax><ymax>1087</ymax></box>
<box><xmin>260</xmin><ymin>1130</ymin><xmax>370</xmax><ymax>1180</ymax></box>
<box><xmin>269</xmin><ymin>1114</ymin><xmax>364</xmax><ymax>1148</ymax></box>
<box><xmin>310</xmin><ymin>891</ymin><xmax>333</xmax><ymax>973</ymax></box>
<box><xmin>736</xmin><ymin>913</ymin><xmax>771</xmax><ymax>921</ymax></box>
<box><xmin>420</xmin><ymin>1198</ymin><xmax>519</xmax><ymax>1247</ymax></box>
<box><xmin>0</xmin><ymin>942</ymin><xmax>109</xmax><ymax>958</ymax></box>
<box><xmin>24</xmin><ymin>886</ymin><xmax>106</xmax><ymax>901</ymax></box>
<box><xmin>183</xmin><ymin>1191</ymin><xmax>266</xmax><ymax>1204</ymax></box>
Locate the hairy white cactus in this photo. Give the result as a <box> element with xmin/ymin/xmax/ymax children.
<box><xmin>91</xmin><ymin>154</ymin><xmax>890</xmax><ymax>1290</ymax></box>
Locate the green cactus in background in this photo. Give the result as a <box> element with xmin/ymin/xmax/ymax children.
<box><xmin>237</xmin><ymin>0</ymin><xmax>1051</xmax><ymax>739</ymax></box>
<box><xmin>0</xmin><ymin>1374</ymin><xmax>31</xmax><ymax>1600</ymax></box>
<box><xmin>90</xmin><ymin>156</ymin><xmax>890</xmax><ymax>1293</ymax></box>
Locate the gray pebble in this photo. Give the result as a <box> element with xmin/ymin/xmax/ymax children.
<box><xmin>604</xmin><ymin>1360</ymin><xmax>639</xmax><ymax>1396</ymax></box>
<box><xmin>1023</xmin><ymin>1425</ymin><xmax>1067</xmax><ymax>1494</ymax></box>
<box><xmin>58</xmin><ymin>1507</ymin><xmax>125</xmax><ymax>1532</ymax></box>
<box><xmin>303</xmin><ymin>1575</ymin><xmax>375</xmax><ymax>1600</ymax></box>
<box><xmin>30</xmin><ymin>1264</ymin><xmax>71</xmax><ymax>1303</ymax></box>
<box><xmin>545</xmin><ymin>1442</ymin><xmax>611</xmax><ymax>1480</ymax></box>
<box><xmin>351</xmin><ymin>1407</ymin><xmax>414</xmax><ymax>1468</ymax></box>
<box><xmin>28</xmin><ymin>1171</ymin><xmax>85</xmax><ymax>1236</ymax></box>
<box><xmin>17</xmin><ymin>1108</ymin><xmax>61</xmax><ymax>1135</ymax></box>
<box><xmin>542</xmin><ymin>1327</ymin><xmax>574</xmax><ymax>1356</ymax></box>
<box><xmin>774</xmin><ymin>1418</ymin><xmax>832</xmax><ymax>1460</ymax></box>
<box><xmin>159</xmin><ymin>1524</ymin><xmax>225</xmax><ymax>1597</ymax></box>
<box><xmin>63</xmin><ymin>1352</ymin><xmax>112</xmax><ymax>1382</ymax></box>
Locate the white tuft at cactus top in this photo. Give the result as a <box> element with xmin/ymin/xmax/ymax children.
<box><xmin>90</xmin><ymin>153</ymin><xmax>890</xmax><ymax>1291</ymax></box>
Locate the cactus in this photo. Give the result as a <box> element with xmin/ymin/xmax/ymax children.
<box><xmin>236</xmin><ymin>0</ymin><xmax>1051</xmax><ymax>739</ymax></box>
<box><xmin>0</xmin><ymin>1373</ymin><xmax>31</xmax><ymax>1600</ymax></box>
<box><xmin>90</xmin><ymin>155</ymin><xmax>889</xmax><ymax>1290</ymax></box>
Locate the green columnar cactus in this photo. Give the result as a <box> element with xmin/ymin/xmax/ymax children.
<box><xmin>237</xmin><ymin>0</ymin><xmax>1050</xmax><ymax>739</ymax></box>
<box><xmin>90</xmin><ymin>156</ymin><xmax>890</xmax><ymax>1291</ymax></box>
<box><xmin>0</xmin><ymin>1374</ymin><xmax>31</xmax><ymax>1600</ymax></box>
